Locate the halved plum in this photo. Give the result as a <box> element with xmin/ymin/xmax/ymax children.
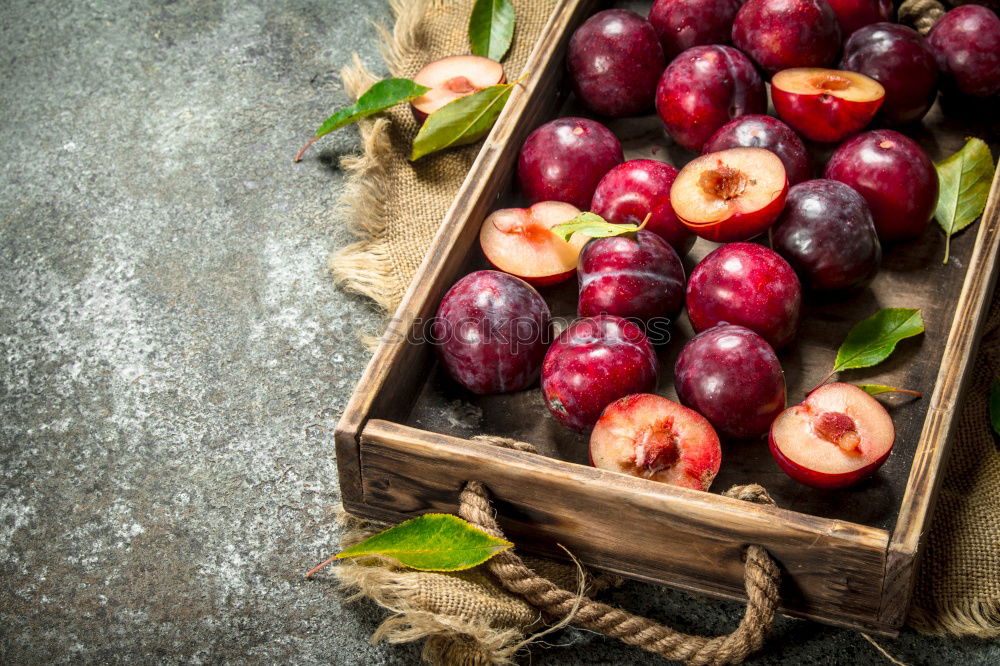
<box><xmin>669</xmin><ymin>147</ymin><xmax>788</xmax><ymax>242</ymax></box>
<box><xmin>411</xmin><ymin>56</ymin><xmax>506</xmax><ymax>122</ymax></box>
<box><xmin>479</xmin><ymin>201</ymin><xmax>588</xmax><ymax>286</ymax></box>
<box><xmin>770</xmin><ymin>382</ymin><xmax>895</xmax><ymax>488</ymax></box>
<box><xmin>590</xmin><ymin>394</ymin><xmax>722</xmax><ymax>491</ymax></box>
<box><xmin>771</xmin><ymin>68</ymin><xmax>885</xmax><ymax>143</ymax></box>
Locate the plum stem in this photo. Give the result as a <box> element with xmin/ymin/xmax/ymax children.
<box><xmin>304</xmin><ymin>553</ymin><xmax>338</xmax><ymax>579</ymax></box>
<box><xmin>809</xmin><ymin>370</ymin><xmax>837</xmax><ymax>395</ymax></box>
<box><xmin>637</xmin><ymin>212</ymin><xmax>651</xmax><ymax>231</ymax></box>
<box><xmin>293</xmin><ymin>135</ymin><xmax>320</xmax><ymax>163</ymax></box>
<box><xmin>943</xmin><ymin>233</ymin><xmax>952</xmax><ymax>264</ymax></box>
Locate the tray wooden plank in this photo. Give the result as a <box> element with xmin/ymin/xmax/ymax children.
<box><xmin>358</xmin><ymin>419</ymin><xmax>893</xmax><ymax>633</ymax></box>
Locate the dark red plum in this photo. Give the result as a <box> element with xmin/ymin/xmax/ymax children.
<box><xmin>841</xmin><ymin>23</ymin><xmax>939</xmax><ymax>126</ymax></box>
<box><xmin>827</xmin><ymin>0</ymin><xmax>893</xmax><ymax>36</ymax></box>
<box><xmin>732</xmin><ymin>0</ymin><xmax>841</xmax><ymax>76</ymax></box>
<box><xmin>674</xmin><ymin>324</ymin><xmax>786</xmax><ymax>440</ymax></box>
<box><xmin>686</xmin><ymin>243</ymin><xmax>802</xmax><ymax>349</ymax></box>
<box><xmin>590</xmin><ymin>159</ymin><xmax>694</xmax><ymax>254</ymax></box>
<box><xmin>655</xmin><ymin>45</ymin><xmax>767</xmax><ymax>153</ymax></box>
<box><xmin>770</xmin><ymin>179</ymin><xmax>881</xmax><ymax>291</ymax></box>
<box><xmin>928</xmin><ymin>5</ymin><xmax>1000</xmax><ymax>98</ymax></box>
<box><xmin>823</xmin><ymin>130</ymin><xmax>938</xmax><ymax>243</ymax></box>
<box><xmin>702</xmin><ymin>115</ymin><xmax>810</xmax><ymax>185</ymax></box>
<box><xmin>577</xmin><ymin>230</ymin><xmax>686</xmax><ymax>323</ymax></box>
<box><xmin>541</xmin><ymin>315</ymin><xmax>658</xmax><ymax>431</ymax></box>
<box><xmin>567</xmin><ymin>9</ymin><xmax>665</xmax><ymax>117</ymax></box>
<box><xmin>434</xmin><ymin>270</ymin><xmax>550</xmax><ymax>395</ymax></box>
<box><xmin>648</xmin><ymin>0</ymin><xmax>743</xmax><ymax>59</ymax></box>
<box><xmin>518</xmin><ymin>117</ymin><xmax>623</xmax><ymax>209</ymax></box>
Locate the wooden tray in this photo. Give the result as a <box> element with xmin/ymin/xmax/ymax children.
<box><xmin>335</xmin><ymin>0</ymin><xmax>1000</xmax><ymax>635</ymax></box>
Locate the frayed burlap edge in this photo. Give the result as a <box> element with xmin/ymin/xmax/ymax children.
<box><xmin>327</xmin><ymin>0</ymin><xmax>441</xmax><ymax>313</ymax></box>
<box><xmin>909</xmin><ymin>598</ymin><xmax>1000</xmax><ymax>639</ymax></box>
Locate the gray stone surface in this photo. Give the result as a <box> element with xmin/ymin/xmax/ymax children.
<box><xmin>0</xmin><ymin>1</ymin><xmax>996</xmax><ymax>664</ymax></box>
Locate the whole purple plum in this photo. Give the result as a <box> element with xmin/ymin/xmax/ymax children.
<box><xmin>590</xmin><ymin>159</ymin><xmax>693</xmax><ymax>254</ymax></box>
<box><xmin>541</xmin><ymin>315</ymin><xmax>658</xmax><ymax>431</ymax></box>
<box><xmin>841</xmin><ymin>23</ymin><xmax>939</xmax><ymax>125</ymax></box>
<box><xmin>732</xmin><ymin>0</ymin><xmax>841</xmax><ymax>76</ymax></box>
<box><xmin>648</xmin><ymin>0</ymin><xmax>744</xmax><ymax>59</ymax></box>
<box><xmin>702</xmin><ymin>114</ymin><xmax>811</xmax><ymax>185</ymax></box>
<box><xmin>928</xmin><ymin>5</ymin><xmax>1000</xmax><ymax>97</ymax></box>
<box><xmin>823</xmin><ymin>129</ymin><xmax>938</xmax><ymax>243</ymax></box>
<box><xmin>577</xmin><ymin>230</ymin><xmax>686</xmax><ymax>323</ymax></box>
<box><xmin>655</xmin><ymin>45</ymin><xmax>767</xmax><ymax>153</ymax></box>
<box><xmin>434</xmin><ymin>270</ymin><xmax>550</xmax><ymax>394</ymax></box>
<box><xmin>518</xmin><ymin>117</ymin><xmax>623</xmax><ymax>209</ymax></box>
<box><xmin>675</xmin><ymin>324</ymin><xmax>786</xmax><ymax>440</ymax></box>
<box><xmin>770</xmin><ymin>179</ymin><xmax>882</xmax><ymax>292</ymax></box>
<box><xmin>567</xmin><ymin>9</ymin><xmax>665</xmax><ymax>117</ymax></box>
<box><xmin>686</xmin><ymin>242</ymin><xmax>802</xmax><ymax>349</ymax></box>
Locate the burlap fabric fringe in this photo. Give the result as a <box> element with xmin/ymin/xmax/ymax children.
<box><xmin>324</xmin><ymin>0</ymin><xmax>1000</xmax><ymax>650</ymax></box>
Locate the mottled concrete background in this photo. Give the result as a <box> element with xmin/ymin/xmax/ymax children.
<box><xmin>0</xmin><ymin>1</ymin><xmax>996</xmax><ymax>664</ymax></box>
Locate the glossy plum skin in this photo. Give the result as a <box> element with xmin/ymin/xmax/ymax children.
<box><xmin>827</xmin><ymin>0</ymin><xmax>893</xmax><ymax>36</ymax></box>
<box><xmin>928</xmin><ymin>5</ymin><xmax>1000</xmax><ymax>98</ymax></box>
<box><xmin>518</xmin><ymin>118</ymin><xmax>624</xmax><ymax>210</ymax></box>
<box><xmin>674</xmin><ymin>324</ymin><xmax>786</xmax><ymax>440</ymax></box>
<box><xmin>541</xmin><ymin>315</ymin><xmax>658</xmax><ymax>432</ymax></box>
<box><xmin>732</xmin><ymin>0</ymin><xmax>841</xmax><ymax>76</ymax></box>
<box><xmin>434</xmin><ymin>271</ymin><xmax>550</xmax><ymax>395</ymax></box>
<box><xmin>648</xmin><ymin>0</ymin><xmax>744</xmax><ymax>59</ymax></box>
<box><xmin>578</xmin><ymin>230</ymin><xmax>686</xmax><ymax>323</ymax></box>
<box><xmin>655</xmin><ymin>45</ymin><xmax>767</xmax><ymax>153</ymax></box>
<box><xmin>770</xmin><ymin>179</ymin><xmax>881</xmax><ymax>292</ymax></box>
<box><xmin>590</xmin><ymin>160</ymin><xmax>694</xmax><ymax>254</ymax></box>
<box><xmin>841</xmin><ymin>23</ymin><xmax>939</xmax><ymax>126</ymax></box>
<box><xmin>823</xmin><ymin>130</ymin><xmax>939</xmax><ymax>243</ymax></box>
<box><xmin>702</xmin><ymin>115</ymin><xmax>810</xmax><ymax>185</ymax></box>
<box><xmin>686</xmin><ymin>243</ymin><xmax>802</xmax><ymax>349</ymax></box>
<box><xmin>567</xmin><ymin>9</ymin><xmax>665</xmax><ymax>117</ymax></box>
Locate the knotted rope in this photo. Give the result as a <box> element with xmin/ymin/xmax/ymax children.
<box><xmin>898</xmin><ymin>0</ymin><xmax>946</xmax><ymax>34</ymax></box>
<box><xmin>461</xmin><ymin>436</ymin><xmax>781</xmax><ymax>666</ymax></box>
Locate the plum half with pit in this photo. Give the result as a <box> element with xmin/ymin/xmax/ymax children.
<box><xmin>675</xmin><ymin>324</ymin><xmax>786</xmax><ymax>440</ymax></box>
<box><xmin>702</xmin><ymin>115</ymin><xmax>811</xmax><ymax>185</ymax></box>
<box><xmin>928</xmin><ymin>5</ymin><xmax>1000</xmax><ymax>98</ymax></box>
<box><xmin>578</xmin><ymin>230</ymin><xmax>686</xmax><ymax>323</ymax></box>
<box><xmin>686</xmin><ymin>242</ymin><xmax>802</xmax><ymax>349</ymax></box>
<box><xmin>590</xmin><ymin>394</ymin><xmax>722</xmax><ymax>491</ymax></box>
<box><xmin>823</xmin><ymin>129</ymin><xmax>938</xmax><ymax>243</ymax></box>
<box><xmin>770</xmin><ymin>382</ymin><xmax>895</xmax><ymax>488</ymax></box>
<box><xmin>771</xmin><ymin>68</ymin><xmax>885</xmax><ymax>143</ymax></box>
<box><xmin>434</xmin><ymin>270</ymin><xmax>550</xmax><ymax>395</ymax></box>
<box><xmin>541</xmin><ymin>315</ymin><xmax>658</xmax><ymax>432</ymax></box>
<box><xmin>647</xmin><ymin>0</ymin><xmax>744</xmax><ymax>59</ymax></box>
<box><xmin>770</xmin><ymin>179</ymin><xmax>881</xmax><ymax>292</ymax></box>
<box><xmin>655</xmin><ymin>45</ymin><xmax>767</xmax><ymax>153</ymax></box>
<box><xmin>518</xmin><ymin>117</ymin><xmax>624</xmax><ymax>210</ymax></box>
<box><xmin>732</xmin><ymin>0</ymin><xmax>841</xmax><ymax>76</ymax></box>
<box><xmin>590</xmin><ymin>159</ymin><xmax>693</xmax><ymax>254</ymax></box>
<box><xmin>840</xmin><ymin>23</ymin><xmax>939</xmax><ymax>126</ymax></box>
<box><xmin>567</xmin><ymin>9</ymin><xmax>665</xmax><ymax>117</ymax></box>
<box><xmin>670</xmin><ymin>147</ymin><xmax>788</xmax><ymax>243</ymax></box>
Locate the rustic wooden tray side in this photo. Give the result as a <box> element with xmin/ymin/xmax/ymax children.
<box><xmin>336</xmin><ymin>0</ymin><xmax>1000</xmax><ymax>635</ymax></box>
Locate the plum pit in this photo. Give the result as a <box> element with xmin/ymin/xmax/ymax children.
<box><xmin>698</xmin><ymin>164</ymin><xmax>750</xmax><ymax>201</ymax></box>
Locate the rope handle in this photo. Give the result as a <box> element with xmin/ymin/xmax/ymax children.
<box><xmin>898</xmin><ymin>0</ymin><xmax>947</xmax><ymax>34</ymax></box>
<box><xmin>460</xmin><ymin>437</ymin><xmax>781</xmax><ymax>666</ymax></box>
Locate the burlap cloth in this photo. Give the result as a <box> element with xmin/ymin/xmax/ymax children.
<box><xmin>325</xmin><ymin>0</ymin><xmax>1000</xmax><ymax>661</ymax></box>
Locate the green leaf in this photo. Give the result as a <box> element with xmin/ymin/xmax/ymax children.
<box><xmin>935</xmin><ymin>137</ymin><xmax>996</xmax><ymax>263</ymax></box>
<box><xmin>335</xmin><ymin>513</ymin><xmax>513</xmax><ymax>571</ymax></box>
<box><xmin>990</xmin><ymin>378</ymin><xmax>1000</xmax><ymax>437</ymax></box>
<box><xmin>834</xmin><ymin>308</ymin><xmax>925</xmax><ymax>373</ymax></box>
<box><xmin>550</xmin><ymin>212</ymin><xmax>643</xmax><ymax>242</ymax></box>
<box><xmin>410</xmin><ymin>83</ymin><xmax>513</xmax><ymax>160</ymax></box>
<box><xmin>469</xmin><ymin>0</ymin><xmax>515</xmax><ymax>61</ymax></box>
<box><xmin>294</xmin><ymin>78</ymin><xmax>429</xmax><ymax>161</ymax></box>
<box><xmin>857</xmin><ymin>384</ymin><xmax>922</xmax><ymax>398</ymax></box>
